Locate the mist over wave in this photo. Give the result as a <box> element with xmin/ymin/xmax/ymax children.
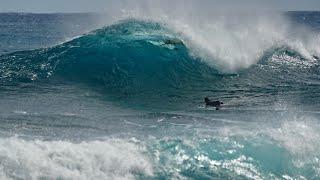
<box><xmin>105</xmin><ymin>0</ymin><xmax>320</xmax><ymax>71</ymax></box>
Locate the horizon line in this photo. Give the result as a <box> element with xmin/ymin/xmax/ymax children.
<box><xmin>0</xmin><ymin>10</ymin><xmax>319</xmax><ymax>14</ymax></box>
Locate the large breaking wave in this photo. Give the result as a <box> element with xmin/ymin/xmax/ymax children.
<box><xmin>0</xmin><ymin>18</ymin><xmax>319</xmax><ymax>105</ymax></box>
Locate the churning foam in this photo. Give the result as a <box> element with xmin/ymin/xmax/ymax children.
<box><xmin>0</xmin><ymin>137</ymin><xmax>153</xmax><ymax>180</ymax></box>
<box><xmin>102</xmin><ymin>0</ymin><xmax>320</xmax><ymax>72</ymax></box>
<box><xmin>267</xmin><ymin>118</ymin><xmax>320</xmax><ymax>157</ymax></box>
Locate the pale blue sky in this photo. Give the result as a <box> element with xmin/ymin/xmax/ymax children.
<box><xmin>0</xmin><ymin>0</ymin><xmax>319</xmax><ymax>13</ymax></box>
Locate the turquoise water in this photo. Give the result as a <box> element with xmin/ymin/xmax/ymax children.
<box><xmin>0</xmin><ymin>13</ymin><xmax>319</xmax><ymax>179</ymax></box>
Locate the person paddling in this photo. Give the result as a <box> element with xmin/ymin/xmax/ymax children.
<box><xmin>204</xmin><ymin>97</ymin><xmax>223</xmax><ymax>110</ymax></box>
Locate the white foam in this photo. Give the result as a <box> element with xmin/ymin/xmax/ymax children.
<box><xmin>13</xmin><ymin>110</ymin><xmax>28</xmax><ymax>115</ymax></box>
<box><xmin>166</xmin><ymin>16</ymin><xmax>319</xmax><ymax>72</ymax></box>
<box><xmin>267</xmin><ymin>118</ymin><xmax>320</xmax><ymax>157</ymax></box>
<box><xmin>219</xmin><ymin>114</ymin><xmax>320</xmax><ymax>157</ymax></box>
<box><xmin>0</xmin><ymin>137</ymin><xmax>153</xmax><ymax>180</ymax></box>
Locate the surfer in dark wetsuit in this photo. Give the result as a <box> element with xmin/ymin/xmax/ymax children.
<box><xmin>204</xmin><ymin>97</ymin><xmax>223</xmax><ymax>110</ymax></box>
<box><xmin>162</xmin><ymin>38</ymin><xmax>184</xmax><ymax>50</ymax></box>
<box><xmin>164</xmin><ymin>38</ymin><xmax>183</xmax><ymax>45</ymax></box>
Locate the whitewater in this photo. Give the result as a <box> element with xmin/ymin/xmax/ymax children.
<box><xmin>0</xmin><ymin>8</ymin><xmax>319</xmax><ymax>180</ymax></box>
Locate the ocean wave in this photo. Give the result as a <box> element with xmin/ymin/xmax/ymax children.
<box><xmin>0</xmin><ymin>20</ymin><xmax>318</xmax><ymax>99</ymax></box>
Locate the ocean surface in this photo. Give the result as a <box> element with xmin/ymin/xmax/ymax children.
<box><xmin>0</xmin><ymin>12</ymin><xmax>319</xmax><ymax>179</ymax></box>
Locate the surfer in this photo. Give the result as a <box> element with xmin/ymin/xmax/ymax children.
<box><xmin>164</xmin><ymin>38</ymin><xmax>184</xmax><ymax>45</ymax></box>
<box><xmin>204</xmin><ymin>97</ymin><xmax>223</xmax><ymax>110</ymax></box>
<box><xmin>313</xmin><ymin>55</ymin><xmax>319</xmax><ymax>60</ymax></box>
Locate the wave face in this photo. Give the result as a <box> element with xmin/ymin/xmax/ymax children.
<box><xmin>0</xmin><ymin>20</ymin><xmax>219</xmax><ymax>91</ymax></box>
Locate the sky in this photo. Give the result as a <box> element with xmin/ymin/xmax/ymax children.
<box><xmin>0</xmin><ymin>0</ymin><xmax>319</xmax><ymax>13</ymax></box>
